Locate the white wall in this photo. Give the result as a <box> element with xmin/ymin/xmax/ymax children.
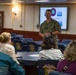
<box><xmin>65</xmin><ymin>4</ymin><xmax>76</xmax><ymax>34</ymax></box>
<box><xmin>12</xmin><ymin>5</ymin><xmax>25</xmax><ymax>30</ymax></box>
<box><xmin>24</xmin><ymin>5</ymin><xmax>39</xmax><ymax>31</ymax></box>
<box><xmin>0</xmin><ymin>5</ymin><xmax>25</xmax><ymax>30</ymax></box>
<box><xmin>0</xmin><ymin>6</ymin><xmax>12</xmax><ymax>28</ymax></box>
<box><xmin>0</xmin><ymin>4</ymin><xmax>76</xmax><ymax>34</ymax></box>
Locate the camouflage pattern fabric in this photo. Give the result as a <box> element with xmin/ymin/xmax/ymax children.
<box><xmin>40</xmin><ymin>19</ymin><xmax>61</xmax><ymax>48</ymax></box>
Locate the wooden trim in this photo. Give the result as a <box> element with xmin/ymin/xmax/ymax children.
<box><xmin>3</xmin><ymin>28</ymin><xmax>13</xmax><ymax>33</ymax></box>
<box><xmin>2</xmin><ymin>28</ymin><xmax>42</xmax><ymax>41</ymax></box>
<box><xmin>13</xmin><ymin>30</ymin><xmax>43</xmax><ymax>41</ymax></box>
<box><xmin>1</xmin><ymin>28</ymin><xmax>76</xmax><ymax>41</ymax></box>
<box><xmin>0</xmin><ymin>11</ymin><xmax>4</xmax><ymax>29</ymax></box>
<box><xmin>58</xmin><ymin>34</ymin><xmax>76</xmax><ymax>41</ymax></box>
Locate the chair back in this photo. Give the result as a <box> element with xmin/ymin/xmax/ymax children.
<box><xmin>11</xmin><ymin>33</ymin><xmax>16</xmax><ymax>37</ymax></box>
<box><xmin>61</xmin><ymin>39</ymin><xmax>71</xmax><ymax>44</ymax></box>
<box><xmin>58</xmin><ymin>44</ymin><xmax>65</xmax><ymax>53</ymax></box>
<box><xmin>11</xmin><ymin>35</ymin><xmax>23</xmax><ymax>42</ymax></box>
<box><xmin>27</xmin><ymin>42</ymin><xmax>39</xmax><ymax>52</ymax></box>
<box><xmin>24</xmin><ymin>38</ymin><xmax>33</xmax><ymax>42</ymax></box>
<box><xmin>13</xmin><ymin>39</ymin><xmax>28</xmax><ymax>52</ymax></box>
<box><xmin>37</xmin><ymin>59</ymin><xmax>59</xmax><ymax>75</ymax></box>
<box><xmin>38</xmin><ymin>59</ymin><xmax>59</xmax><ymax>68</ymax></box>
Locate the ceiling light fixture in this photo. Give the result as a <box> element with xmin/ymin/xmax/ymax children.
<box><xmin>35</xmin><ymin>0</ymin><xmax>50</xmax><ymax>2</ymax></box>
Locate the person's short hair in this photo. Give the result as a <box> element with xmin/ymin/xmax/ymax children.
<box><xmin>64</xmin><ymin>41</ymin><xmax>76</xmax><ymax>61</ymax></box>
<box><xmin>0</xmin><ymin>32</ymin><xmax>11</xmax><ymax>43</ymax></box>
<box><xmin>41</xmin><ymin>36</ymin><xmax>56</xmax><ymax>50</ymax></box>
<box><xmin>46</xmin><ymin>9</ymin><xmax>52</xmax><ymax>13</ymax></box>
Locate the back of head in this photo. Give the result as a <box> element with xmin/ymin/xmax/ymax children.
<box><xmin>41</xmin><ymin>36</ymin><xmax>56</xmax><ymax>50</ymax></box>
<box><xmin>64</xmin><ymin>41</ymin><xmax>76</xmax><ymax>62</ymax></box>
<box><xmin>0</xmin><ymin>32</ymin><xmax>11</xmax><ymax>43</ymax></box>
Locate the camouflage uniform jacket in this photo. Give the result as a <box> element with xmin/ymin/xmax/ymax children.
<box><xmin>40</xmin><ymin>19</ymin><xmax>61</xmax><ymax>48</ymax></box>
<box><xmin>40</xmin><ymin>18</ymin><xmax>61</xmax><ymax>40</ymax></box>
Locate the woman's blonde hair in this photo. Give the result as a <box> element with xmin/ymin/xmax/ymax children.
<box><xmin>64</xmin><ymin>41</ymin><xmax>76</xmax><ymax>61</ymax></box>
<box><xmin>0</xmin><ymin>32</ymin><xmax>11</xmax><ymax>43</ymax></box>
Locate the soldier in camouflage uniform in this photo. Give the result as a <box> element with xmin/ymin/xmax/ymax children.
<box><xmin>39</xmin><ymin>9</ymin><xmax>61</xmax><ymax>48</ymax></box>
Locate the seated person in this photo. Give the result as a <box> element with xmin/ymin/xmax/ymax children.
<box><xmin>39</xmin><ymin>37</ymin><xmax>64</xmax><ymax>60</ymax></box>
<box><xmin>0</xmin><ymin>32</ymin><xmax>19</xmax><ymax>64</ymax></box>
<box><xmin>44</xmin><ymin>41</ymin><xmax>76</xmax><ymax>75</ymax></box>
<box><xmin>0</xmin><ymin>52</ymin><xmax>25</xmax><ymax>75</ymax></box>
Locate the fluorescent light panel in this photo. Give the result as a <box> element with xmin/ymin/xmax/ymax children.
<box><xmin>35</xmin><ymin>0</ymin><xmax>50</xmax><ymax>2</ymax></box>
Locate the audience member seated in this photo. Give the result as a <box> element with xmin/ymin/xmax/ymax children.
<box><xmin>39</xmin><ymin>37</ymin><xmax>64</xmax><ymax>60</ymax></box>
<box><xmin>0</xmin><ymin>32</ymin><xmax>19</xmax><ymax>64</ymax></box>
<box><xmin>0</xmin><ymin>52</ymin><xmax>25</xmax><ymax>75</ymax></box>
<box><xmin>44</xmin><ymin>41</ymin><xmax>76</xmax><ymax>75</ymax></box>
